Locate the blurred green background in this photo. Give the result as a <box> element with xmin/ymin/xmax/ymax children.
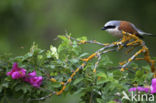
<box><xmin>0</xmin><ymin>0</ymin><xmax>156</xmax><ymax>103</ymax></box>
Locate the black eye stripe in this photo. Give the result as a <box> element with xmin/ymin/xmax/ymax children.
<box><xmin>104</xmin><ymin>26</ymin><xmax>116</xmax><ymax>29</ymax></box>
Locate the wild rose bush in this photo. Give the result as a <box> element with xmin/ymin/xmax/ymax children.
<box><xmin>0</xmin><ymin>34</ymin><xmax>156</xmax><ymax>103</ymax></box>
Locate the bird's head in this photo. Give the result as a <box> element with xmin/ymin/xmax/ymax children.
<box><xmin>101</xmin><ymin>20</ymin><xmax>120</xmax><ymax>31</ymax></box>
<box><xmin>101</xmin><ymin>20</ymin><xmax>122</xmax><ymax>37</ymax></box>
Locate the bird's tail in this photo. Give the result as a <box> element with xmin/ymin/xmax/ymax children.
<box><xmin>144</xmin><ymin>33</ymin><xmax>156</xmax><ymax>37</ymax></box>
<box><xmin>141</xmin><ymin>32</ymin><xmax>156</xmax><ymax>37</ymax></box>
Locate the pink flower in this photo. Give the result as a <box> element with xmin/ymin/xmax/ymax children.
<box><xmin>11</xmin><ymin>69</ymin><xmax>26</xmax><ymax>79</ymax></box>
<box><xmin>144</xmin><ymin>87</ymin><xmax>150</xmax><ymax>93</ymax></box>
<box><xmin>24</xmin><ymin>71</ymin><xmax>43</xmax><ymax>88</ymax></box>
<box><xmin>137</xmin><ymin>86</ymin><xmax>145</xmax><ymax>92</ymax></box>
<box><xmin>7</xmin><ymin>63</ymin><xmax>43</xmax><ymax>88</ymax></box>
<box><xmin>128</xmin><ymin>87</ymin><xmax>137</xmax><ymax>92</ymax></box>
<box><xmin>28</xmin><ymin>71</ymin><xmax>36</xmax><ymax>77</ymax></box>
<box><xmin>151</xmin><ymin>78</ymin><xmax>156</xmax><ymax>94</ymax></box>
<box><xmin>6</xmin><ymin>63</ymin><xmax>26</xmax><ymax>79</ymax></box>
<box><xmin>29</xmin><ymin>76</ymin><xmax>43</xmax><ymax>88</ymax></box>
<box><xmin>128</xmin><ymin>86</ymin><xmax>150</xmax><ymax>93</ymax></box>
<box><xmin>24</xmin><ymin>71</ymin><xmax>36</xmax><ymax>82</ymax></box>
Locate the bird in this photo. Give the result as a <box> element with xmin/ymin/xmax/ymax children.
<box><xmin>101</xmin><ymin>20</ymin><xmax>153</xmax><ymax>38</ymax></box>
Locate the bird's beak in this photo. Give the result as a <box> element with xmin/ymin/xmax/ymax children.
<box><xmin>101</xmin><ymin>27</ymin><xmax>106</xmax><ymax>30</ymax></box>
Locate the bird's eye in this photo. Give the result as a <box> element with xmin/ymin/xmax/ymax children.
<box><xmin>104</xmin><ymin>25</ymin><xmax>116</xmax><ymax>29</ymax></box>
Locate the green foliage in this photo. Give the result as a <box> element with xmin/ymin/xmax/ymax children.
<box><xmin>0</xmin><ymin>34</ymin><xmax>155</xmax><ymax>103</ymax></box>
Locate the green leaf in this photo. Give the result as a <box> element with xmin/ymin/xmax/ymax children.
<box><xmin>46</xmin><ymin>45</ymin><xmax>59</xmax><ymax>59</ymax></box>
<box><xmin>77</xmin><ymin>36</ymin><xmax>87</xmax><ymax>41</ymax></box>
<box><xmin>96</xmin><ymin>72</ymin><xmax>108</xmax><ymax>85</ymax></box>
<box><xmin>51</xmin><ymin>82</ymin><xmax>61</xmax><ymax>88</ymax></box>
<box><xmin>58</xmin><ymin>35</ymin><xmax>69</xmax><ymax>42</ymax></box>
<box><xmin>73</xmin><ymin>77</ymin><xmax>84</xmax><ymax>85</ymax></box>
<box><xmin>107</xmin><ymin>101</ymin><xmax>116</xmax><ymax>103</ymax></box>
<box><xmin>96</xmin><ymin>72</ymin><xmax>107</xmax><ymax>79</ymax></box>
<box><xmin>0</xmin><ymin>85</ymin><xmax>2</xmax><ymax>92</ymax></box>
<box><xmin>70</xmin><ymin>58</ymin><xmax>79</xmax><ymax>64</ymax></box>
<box><xmin>73</xmin><ymin>88</ymin><xmax>85</xmax><ymax>95</ymax></box>
<box><xmin>96</xmin><ymin>98</ymin><xmax>103</xmax><ymax>103</ymax></box>
<box><xmin>79</xmin><ymin>53</ymin><xmax>88</xmax><ymax>58</ymax></box>
<box><xmin>99</xmin><ymin>55</ymin><xmax>113</xmax><ymax>66</ymax></box>
<box><xmin>37</xmin><ymin>55</ymin><xmax>43</xmax><ymax>60</ymax></box>
<box><xmin>136</xmin><ymin>70</ymin><xmax>144</xmax><ymax>78</ymax></box>
<box><xmin>2</xmin><ymin>83</ymin><xmax>8</xmax><ymax>88</ymax></box>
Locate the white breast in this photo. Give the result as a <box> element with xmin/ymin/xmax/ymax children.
<box><xmin>106</xmin><ymin>27</ymin><xmax>122</xmax><ymax>38</ymax></box>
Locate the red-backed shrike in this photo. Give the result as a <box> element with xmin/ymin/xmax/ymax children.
<box><xmin>101</xmin><ymin>20</ymin><xmax>153</xmax><ymax>38</ymax></box>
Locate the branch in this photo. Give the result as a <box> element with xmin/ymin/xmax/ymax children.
<box><xmin>66</xmin><ymin>35</ymin><xmax>109</xmax><ymax>46</ymax></box>
<box><xmin>33</xmin><ymin>31</ymin><xmax>156</xmax><ymax>100</ymax></box>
